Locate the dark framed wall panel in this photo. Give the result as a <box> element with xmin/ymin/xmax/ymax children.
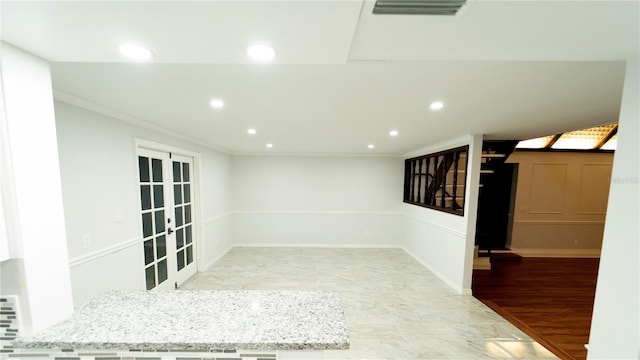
<box><xmin>403</xmin><ymin>145</ymin><xmax>469</xmax><ymax>215</ymax></box>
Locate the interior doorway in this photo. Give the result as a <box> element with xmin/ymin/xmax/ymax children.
<box><xmin>472</xmin><ymin>123</ymin><xmax>618</xmax><ymax>360</ymax></box>
<box><xmin>475</xmin><ymin>140</ymin><xmax>518</xmax><ymax>254</ymax></box>
<box><xmin>137</xmin><ymin>146</ymin><xmax>197</xmax><ymax>290</ymax></box>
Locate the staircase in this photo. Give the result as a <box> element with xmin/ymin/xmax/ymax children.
<box><xmin>474</xmin><ymin>140</ymin><xmax>518</xmax><ymax>268</ymax></box>
<box><xmin>473</xmin><ymin>245</ymin><xmax>491</xmax><ymax>270</ymax></box>
<box><xmin>435</xmin><ymin>151</ymin><xmax>467</xmax><ymax>211</ymax></box>
<box><xmin>407</xmin><ymin>148</ymin><xmax>468</xmax><ymax>213</ymax></box>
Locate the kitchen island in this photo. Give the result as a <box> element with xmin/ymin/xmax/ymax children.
<box><xmin>12</xmin><ymin>290</ymin><xmax>349</xmax><ymax>359</ymax></box>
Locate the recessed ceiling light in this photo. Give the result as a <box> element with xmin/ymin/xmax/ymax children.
<box><xmin>368</xmin><ymin>144</ymin><xmax>375</xmax><ymax>149</ymax></box>
<box><xmin>247</xmin><ymin>128</ymin><xmax>257</xmax><ymax>135</ymax></box>
<box><xmin>430</xmin><ymin>101</ymin><xmax>444</xmax><ymax>111</ymax></box>
<box><xmin>210</xmin><ymin>98</ymin><xmax>224</xmax><ymax>109</ymax></box>
<box><xmin>247</xmin><ymin>44</ymin><xmax>276</xmax><ymax>62</ymax></box>
<box><xmin>389</xmin><ymin>130</ymin><xmax>399</xmax><ymax>137</ymax></box>
<box><xmin>119</xmin><ymin>43</ymin><xmax>153</xmax><ymax>60</ymax></box>
<box><xmin>266</xmin><ymin>143</ymin><xmax>273</xmax><ymax>148</ymax></box>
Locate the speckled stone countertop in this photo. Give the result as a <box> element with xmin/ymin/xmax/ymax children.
<box><xmin>13</xmin><ymin>290</ymin><xmax>349</xmax><ymax>351</ymax></box>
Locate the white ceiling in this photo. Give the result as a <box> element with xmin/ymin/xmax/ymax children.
<box><xmin>2</xmin><ymin>0</ymin><xmax>638</xmax><ymax>155</ymax></box>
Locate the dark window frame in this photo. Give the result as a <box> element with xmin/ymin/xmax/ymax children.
<box><xmin>403</xmin><ymin>145</ymin><xmax>469</xmax><ymax>216</ymax></box>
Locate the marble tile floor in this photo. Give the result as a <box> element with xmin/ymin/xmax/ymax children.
<box><xmin>181</xmin><ymin>247</ymin><xmax>557</xmax><ymax>360</ymax></box>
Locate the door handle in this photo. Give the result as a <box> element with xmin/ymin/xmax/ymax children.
<box><xmin>167</xmin><ymin>227</ymin><xmax>174</xmax><ymax>235</ymax></box>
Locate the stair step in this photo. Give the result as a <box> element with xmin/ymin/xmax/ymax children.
<box><xmin>473</xmin><ymin>257</ymin><xmax>491</xmax><ymax>270</ymax></box>
<box><xmin>481</xmin><ymin>153</ymin><xmax>506</xmax><ymax>158</ymax></box>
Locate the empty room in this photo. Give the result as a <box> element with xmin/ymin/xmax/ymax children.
<box><xmin>0</xmin><ymin>1</ymin><xmax>638</xmax><ymax>359</ymax></box>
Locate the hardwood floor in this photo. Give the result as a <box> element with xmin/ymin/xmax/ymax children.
<box><xmin>472</xmin><ymin>256</ymin><xmax>600</xmax><ymax>360</ymax></box>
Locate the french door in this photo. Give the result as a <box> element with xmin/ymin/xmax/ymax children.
<box><xmin>138</xmin><ymin>148</ymin><xmax>197</xmax><ymax>290</ymax></box>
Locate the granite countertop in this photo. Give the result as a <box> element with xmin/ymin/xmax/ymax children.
<box><xmin>13</xmin><ymin>290</ymin><xmax>349</xmax><ymax>351</ymax></box>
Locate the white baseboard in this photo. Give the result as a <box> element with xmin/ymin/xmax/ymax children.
<box><xmin>201</xmin><ymin>244</ymin><xmax>234</xmax><ymax>271</ymax></box>
<box><xmin>233</xmin><ymin>242</ymin><xmax>402</xmax><ymax>249</ymax></box>
<box><xmin>400</xmin><ymin>246</ymin><xmax>471</xmax><ymax>295</ymax></box>
<box><xmin>510</xmin><ymin>247</ymin><xmax>601</xmax><ymax>258</ymax></box>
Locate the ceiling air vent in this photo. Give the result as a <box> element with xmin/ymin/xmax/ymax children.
<box><xmin>373</xmin><ymin>0</ymin><xmax>467</xmax><ymax>15</ymax></box>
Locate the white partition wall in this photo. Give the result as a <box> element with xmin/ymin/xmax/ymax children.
<box><xmin>0</xmin><ymin>43</ymin><xmax>74</xmax><ymax>333</ymax></box>
<box><xmin>401</xmin><ymin>134</ymin><xmax>483</xmax><ymax>294</ymax></box>
<box><xmin>587</xmin><ymin>60</ymin><xmax>639</xmax><ymax>359</ymax></box>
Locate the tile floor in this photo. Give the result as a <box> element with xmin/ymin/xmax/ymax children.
<box><xmin>181</xmin><ymin>247</ymin><xmax>557</xmax><ymax>359</ymax></box>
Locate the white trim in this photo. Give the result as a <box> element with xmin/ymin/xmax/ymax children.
<box><xmin>510</xmin><ymin>247</ymin><xmax>601</xmax><ymax>258</ymax></box>
<box><xmin>403</xmin><ymin>135</ymin><xmax>472</xmax><ymax>159</ymax></box>
<box><xmin>69</xmin><ymin>237</ymin><xmax>140</xmax><ymax>268</ymax></box>
<box><xmin>513</xmin><ymin>219</ymin><xmax>606</xmax><ymax>225</ymax></box>
<box><xmin>53</xmin><ymin>91</ymin><xmax>405</xmax><ymax>158</ymax></box>
<box><xmin>135</xmin><ymin>141</ymin><xmax>202</xmax><ymax>287</ymax></box>
<box><xmin>404</xmin><ymin>214</ymin><xmax>466</xmax><ymax>238</ymax></box>
<box><xmin>233</xmin><ymin>210</ymin><xmax>404</xmax><ymax>216</ymax></box>
<box><xmin>53</xmin><ymin>90</ymin><xmax>230</xmax><ymax>154</ymax></box>
<box><xmin>232</xmin><ymin>151</ymin><xmax>401</xmax><ymax>158</ymax></box>
<box><xmin>203</xmin><ymin>212</ymin><xmax>234</xmax><ymax>225</ymax></box>
<box><xmin>234</xmin><ymin>243</ymin><xmax>401</xmax><ymax>249</ymax></box>
<box><xmin>202</xmin><ymin>244</ymin><xmax>234</xmax><ymax>271</ymax></box>
<box><xmin>400</xmin><ymin>246</ymin><xmax>470</xmax><ymax>295</ymax></box>
<box><xmin>134</xmin><ymin>138</ymin><xmax>200</xmax><ymax>158</ymax></box>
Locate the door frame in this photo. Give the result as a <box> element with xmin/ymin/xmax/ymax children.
<box><xmin>134</xmin><ymin>138</ymin><xmax>203</xmax><ymax>289</ymax></box>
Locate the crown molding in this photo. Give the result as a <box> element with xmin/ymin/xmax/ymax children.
<box><xmin>53</xmin><ymin>90</ymin><xmax>231</xmax><ymax>154</ymax></box>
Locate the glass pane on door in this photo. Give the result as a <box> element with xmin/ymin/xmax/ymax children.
<box><xmin>138</xmin><ymin>155</ymin><xmax>170</xmax><ymax>290</ymax></box>
<box><xmin>172</xmin><ymin>160</ymin><xmax>194</xmax><ymax>272</ymax></box>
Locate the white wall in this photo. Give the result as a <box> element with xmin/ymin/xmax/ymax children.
<box><xmin>0</xmin><ymin>188</ymin><xmax>9</xmax><ymax>262</ymax></box>
<box><xmin>232</xmin><ymin>155</ymin><xmax>404</xmax><ymax>246</ymax></box>
<box><xmin>0</xmin><ymin>44</ymin><xmax>74</xmax><ymax>333</ymax></box>
<box><xmin>232</xmin><ymin>147</ymin><xmax>484</xmax><ymax>295</ymax></box>
<box><xmin>587</xmin><ymin>60</ymin><xmax>639</xmax><ymax>359</ymax></box>
<box><xmin>54</xmin><ymin>101</ymin><xmax>233</xmax><ymax>306</ymax></box>
<box><xmin>508</xmin><ymin>151</ymin><xmax>613</xmax><ymax>257</ymax></box>
<box><xmin>0</xmin><ymin>43</ymin><xmax>13</xmax><ymax>263</ymax></box>
<box><xmin>401</xmin><ymin>134</ymin><xmax>483</xmax><ymax>294</ymax></box>
<box><xmin>198</xmin><ymin>144</ymin><xmax>233</xmax><ymax>269</ymax></box>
